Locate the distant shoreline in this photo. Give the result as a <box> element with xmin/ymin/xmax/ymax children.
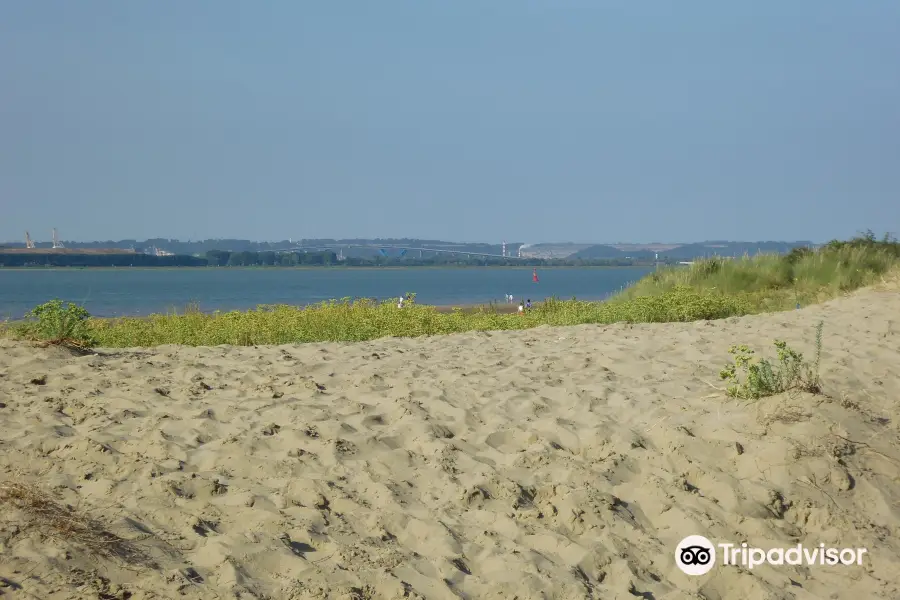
<box><xmin>0</xmin><ymin>264</ymin><xmax>651</xmax><ymax>272</ymax></box>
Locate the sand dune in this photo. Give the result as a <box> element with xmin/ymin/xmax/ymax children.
<box><xmin>1</xmin><ymin>285</ymin><xmax>899</xmax><ymax>599</ymax></box>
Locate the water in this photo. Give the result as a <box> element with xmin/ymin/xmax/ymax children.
<box><xmin>0</xmin><ymin>266</ymin><xmax>653</xmax><ymax>319</ymax></box>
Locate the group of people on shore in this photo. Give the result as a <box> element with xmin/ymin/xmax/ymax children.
<box><xmin>396</xmin><ymin>293</ymin><xmax>533</xmax><ymax>312</ymax></box>
<box><xmin>505</xmin><ymin>294</ymin><xmax>532</xmax><ymax>314</ymax></box>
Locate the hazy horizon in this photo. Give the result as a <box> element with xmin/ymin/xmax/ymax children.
<box><xmin>3</xmin><ymin>1</ymin><xmax>898</xmax><ymax>243</ymax></box>
<box><xmin>3</xmin><ymin>234</ymin><xmax>824</xmax><ymax>247</ymax></box>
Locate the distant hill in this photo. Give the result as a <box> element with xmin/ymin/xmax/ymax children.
<box><xmin>571</xmin><ymin>240</ymin><xmax>815</xmax><ymax>260</ymax></box>
<box><xmin>660</xmin><ymin>241</ymin><xmax>815</xmax><ymax>259</ymax></box>
<box><xmin>515</xmin><ymin>243</ymin><xmax>593</xmax><ymax>259</ymax></box>
<box><xmin>566</xmin><ymin>244</ymin><xmax>624</xmax><ymax>259</ymax></box>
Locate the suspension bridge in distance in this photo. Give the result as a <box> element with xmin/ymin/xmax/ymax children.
<box><xmin>270</xmin><ymin>243</ymin><xmax>527</xmax><ymax>260</ymax></box>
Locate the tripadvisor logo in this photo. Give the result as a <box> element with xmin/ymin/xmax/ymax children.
<box><xmin>676</xmin><ymin>536</ymin><xmax>716</xmax><ymax>576</ymax></box>
<box><xmin>675</xmin><ymin>536</ymin><xmax>868</xmax><ymax>576</ymax></box>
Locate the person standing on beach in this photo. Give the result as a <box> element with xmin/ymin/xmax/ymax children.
<box><xmin>526</xmin><ymin>299</ymin><xmax>532</xmax><ymax>309</ymax></box>
<box><xmin>398</xmin><ymin>295</ymin><xmax>405</xmax><ymax>309</ymax></box>
<box><xmin>518</xmin><ymin>302</ymin><xmax>524</xmax><ymax>315</ymax></box>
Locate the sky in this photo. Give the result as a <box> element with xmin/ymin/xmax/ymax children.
<box><xmin>2</xmin><ymin>1</ymin><xmax>899</xmax><ymax>245</ymax></box>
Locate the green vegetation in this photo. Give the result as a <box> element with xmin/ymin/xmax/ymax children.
<box><xmin>4</xmin><ymin>288</ymin><xmax>755</xmax><ymax>348</ymax></box>
<box><xmin>3</xmin><ymin>232</ymin><xmax>898</xmax><ymax>348</ymax></box>
<box><xmin>720</xmin><ymin>322</ymin><xmax>824</xmax><ymax>399</ymax></box>
<box><xmin>617</xmin><ymin>231</ymin><xmax>899</xmax><ymax>312</ymax></box>
<box><xmin>15</xmin><ymin>299</ymin><xmax>96</xmax><ymax>349</ymax></box>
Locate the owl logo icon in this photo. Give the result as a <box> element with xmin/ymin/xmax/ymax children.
<box><xmin>676</xmin><ymin>535</ymin><xmax>716</xmax><ymax>576</ymax></box>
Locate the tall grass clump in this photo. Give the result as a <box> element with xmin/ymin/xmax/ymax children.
<box><xmin>619</xmin><ymin>231</ymin><xmax>900</xmax><ymax>312</ymax></box>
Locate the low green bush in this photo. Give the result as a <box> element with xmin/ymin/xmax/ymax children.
<box><xmin>9</xmin><ymin>299</ymin><xmax>96</xmax><ymax>348</ymax></box>
<box><xmin>720</xmin><ymin>321</ymin><xmax>823</xmax><ymax>399</ymax></box>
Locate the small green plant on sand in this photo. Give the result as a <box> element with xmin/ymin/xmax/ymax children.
<box><xmin>15</xmin><ymin>299</ymin><xmax>96</xmax><ymax>349</ymax></box>
<box><xmin>720</xmin><ymin>321</ymin><xmax>823</xmax><ymax>399</ymax></box>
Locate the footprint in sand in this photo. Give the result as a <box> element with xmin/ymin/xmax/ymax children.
<box><xmin>361</xmin><ymin>414</ymin><xmax>389</xmax><ymax>428</ymax></box>
<box><xmin>484</xmin><ymin>429</ymin><xmax>538</xmax><ymax>454</ymax></box>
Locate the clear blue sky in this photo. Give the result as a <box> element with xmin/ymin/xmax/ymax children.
<box><xmin>2</xmin><ymin>1</ymin><xmax>898</xmax><ymax>244</ymax></box>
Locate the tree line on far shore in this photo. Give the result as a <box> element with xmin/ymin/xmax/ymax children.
<box><xmin>0</xmin><ymin>249</ymin><xmax>664</xmax><ymax>268</ymax></box>
<box><xmin>204</xmin><ymin>250</ymin><xmax>662</xmax><ymax>267</ymax></box>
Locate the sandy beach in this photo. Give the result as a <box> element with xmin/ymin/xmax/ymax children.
<box><xmin>1</xmin><ymin>283</ymin><xmax>898</xmax><ymax>600</ymax></box>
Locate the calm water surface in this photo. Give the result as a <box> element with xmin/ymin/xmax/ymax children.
<box><xmin>0</xmin><ymin>267</ymin><xmax>653</xmax><ymax>319</ymax></box>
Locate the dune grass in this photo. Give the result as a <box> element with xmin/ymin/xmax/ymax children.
<box><xmin>3</xmin><ymin>233</ymin><xmax>898</xmax><ymax>348</ymax></box>
<box><xmin>619</xmin><ymin>236</ymin><xmax>900</xmax><ymax>311</ymax></box>
<box><xmin>0</xmin><ymin>475</ymin><xmax>155</xmax><ymax>566</ymax></box>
